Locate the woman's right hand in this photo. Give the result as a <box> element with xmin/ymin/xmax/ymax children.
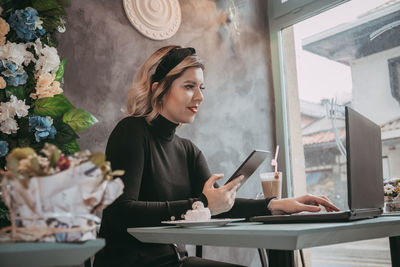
<box><xmin>202</xmin><ymin>174</ymin><xmax>244</xmax><ymax>215</ymax></box>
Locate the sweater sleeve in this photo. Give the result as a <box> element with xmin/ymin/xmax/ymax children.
<box><xmin>214</xmin><ymin>198</ymin><xmax>274</xmax><ymax>219</ymax></box>
<box><xmin>189</xmin><ymin>144</ymin><xmax>212</xmax><ymax>195</ymax></box>
<box><xmin>104</xmin><ymin>118</ymin><xmax>203</xmax><ymax>229</ymax></box>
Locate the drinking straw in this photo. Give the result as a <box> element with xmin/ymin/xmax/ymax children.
<box><xmin>271</xmin><ymin>145</ymin><xmax>279</xmax><ymax>179</ymax></box>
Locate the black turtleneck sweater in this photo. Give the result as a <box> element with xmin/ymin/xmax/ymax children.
<box><xmin>94</xmin><ymin>115</ymin><xmax>273</xmax><ymax>267</ymax></box>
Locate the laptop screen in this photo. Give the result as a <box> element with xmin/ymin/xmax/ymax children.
<box><xmin>346</xmin><ymin>107</ymin><xmax>384</xmax><ymax>210</ymax></box>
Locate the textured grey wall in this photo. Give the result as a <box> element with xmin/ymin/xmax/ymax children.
<box><xmin>58</xmin><ymin>1</ymin><xmax>275</xmax><ymax>266</ymax></box>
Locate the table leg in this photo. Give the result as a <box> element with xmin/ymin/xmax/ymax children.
<box><xmin>268</xmin><ymin>250</ymin><xmax>295</xmax><ymax>267</ymax></box>
<box><xmin>299</xmin><ymin>249</ymin><xmax>306</xmax><ymax>267</ymax></box>
<box><xmin>258</xmin><ymin>248</ymin><xmax>268</xmax><ymax>267</ymax></box>
<box><xmin>389</xmin><ymin>236</ymin><xmax>400</xmax><ymax>267</ymax></box>
<box><xmin>196</xmin><ymin>245</ymin><xmax>202</xmax><ymax>258</ymax></box>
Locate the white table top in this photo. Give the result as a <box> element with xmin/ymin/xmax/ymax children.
<box><xmin>128</xmin><ymin>216</ymin><xmax>400</xmax><ymax>250</ymax></box>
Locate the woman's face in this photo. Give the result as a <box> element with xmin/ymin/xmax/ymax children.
<box><xmin>159</xmin><ymin>67</ymin><xmax>205</xmax><ymax>124</ymax></box>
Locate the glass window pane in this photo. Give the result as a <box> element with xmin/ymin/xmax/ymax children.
<box><xmin>281</xmin><ymin>0</ymin><xmax>398</xmax><ymax>265</ymax></box>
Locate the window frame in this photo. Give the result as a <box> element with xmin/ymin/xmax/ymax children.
<box><xmin>268</xmin><ymin>0</ymin><xmax>350</xmax><ymax>197</ymax></box>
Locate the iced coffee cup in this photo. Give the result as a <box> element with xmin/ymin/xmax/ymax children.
<box><xmin>260</xmin><ymin>172</ymin><xmax>282</xmax><ymax>199</ymax></box>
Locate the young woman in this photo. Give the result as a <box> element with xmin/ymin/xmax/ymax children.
<box><xmin>93</xmin><ymin>46</ymin><xmax>338</xmax><ymax>267</ymax></box>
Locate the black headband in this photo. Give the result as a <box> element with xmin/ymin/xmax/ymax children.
<box><xmin>152</xmin><ymin>47</ymin><xmax>196</xmax><ymax>83</ymax></box>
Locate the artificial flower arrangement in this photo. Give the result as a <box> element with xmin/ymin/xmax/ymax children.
<box><xmin>0</xmin><ymin>143</ymin><xmax>124</xmax><ymax>242</ymax></box>
<box><xmin>0</xmin><ymin>1</ymin><xmax>98</xmax><ymax>226</ymax></box>
<box><xmin>383</xmin><ymin>178</ymin><xmax>400</xmax><ymax>212</ymax></box>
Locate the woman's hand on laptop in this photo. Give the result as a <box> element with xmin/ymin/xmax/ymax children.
<box><xmin>267</xmin><ymin>194</ymin><xmax>340</xmax><ymax>215</ymax></box>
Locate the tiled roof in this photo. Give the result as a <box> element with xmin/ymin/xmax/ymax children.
<box><xmin>303</xmin><ymin>117</ymin><xmax>400</xmax><ymax>146</ymax></box>
<box><xmin>303</xmin><ymin>129</ymin><xmax>345</xmax><ymax>146</ymax></box>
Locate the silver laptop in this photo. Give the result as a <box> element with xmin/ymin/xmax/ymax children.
<box><xmin>250</xmin><ymin>106</ymin><xmax>384</xmax><ymax>223</ymax></box>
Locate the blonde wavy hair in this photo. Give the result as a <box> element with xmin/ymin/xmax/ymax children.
<box><xmin>127</xmin><ymin>45</ymin><xmax>205</xmax><ymax>123</ymax></box>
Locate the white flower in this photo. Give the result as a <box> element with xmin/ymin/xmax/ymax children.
<box><xmin>0</xmin><ymin>96</ymin><xmax>29</xmax><ymax>131</ymax></box>
<box><xmin>384</xmin><ymin>184</ymin><xmax>395</xmax><ymax>195</ymax></box>
<box><xmin>8</xmin><ymin>95</ymin><xmax>29</xmax><ymax>118</ymax></box>
<box><xmin>0</xmin><ymin>41</ymin><xmax>35</xmax><ymax>66</ymax></box>
<box><xmin>34</xmin><ymin>39</ymin><xmax>60</xmax><ymax>75</ymax></box>
<box><xmin>57</xmin><ymin>17</ymin><xmax>66</xmax><ymax>33</ymax></box>
<box><xmin>0</xmin><ymin>117</ymin><xmax>18</xmax><ymax>134</ymax></box>
<box><xmin>0</xmin><ymin>101</ymin><xmax>16</xmax><ymax>121</ymax></box>
<box><xmin>35</xmin><ymin>18</ymin><xmax>44</xmax><ymax>31</ymax></box>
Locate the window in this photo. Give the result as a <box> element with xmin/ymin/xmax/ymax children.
<box><xmin>388</xmin><ymin>55</ymin><xmax>400</xmax><ymax>104</ymax></box>
<box><xmin>269</xmin><ymin>0</ymin><xmax>398</xmax><ymax>265</ymax></box>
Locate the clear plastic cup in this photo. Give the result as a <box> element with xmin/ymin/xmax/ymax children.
<box><xmin>260</xmin><ymin>172</ymin><xmax>282</xmax><ymax>199</ymax></box>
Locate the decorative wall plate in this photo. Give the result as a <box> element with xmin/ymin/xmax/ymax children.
<box><xmin>123</xmin><ymin>0</ymin><xmax>182</xmax><ymax>40</ymax></box>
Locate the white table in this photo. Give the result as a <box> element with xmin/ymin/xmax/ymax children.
<box><xmin>128</xmin><ymin>216</ymin><xmax>400</xmax><ymax>266</ymax></box>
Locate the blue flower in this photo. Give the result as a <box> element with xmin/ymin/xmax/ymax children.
<box><xmin>5</xmin><ymin>72</ymin><xmax>28</xmax><ymax>86</ymax></box>
<box><xmin>0</xmin><ymin>141</ymin><xmax>9</xmax><ymax>157</ymax></box>
<box><xmin>8</xmin><ymin>7</ymin><xmax>45</xmax><ymax>42</ymax></box>
<box><xmin>4</xmin><ymin>61</ymin><xmax>16</xmax><ymax>72</ymax></box>
<box><xmin>29</xmin><ymin>116</ymin><xmax>52</xmax><ymax>131</ymax></box>
<box><xmin>1</xmin><ymin>60</ymin><xmax>28</xmax><ymax>86</ymax></box>
<box><xmin>29</xmin><ymin>116</ymin><xmax>57</xmax><ymax>142</ymax></box>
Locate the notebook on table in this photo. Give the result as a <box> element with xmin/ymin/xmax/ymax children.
<box><xmin>250</xmin><ymin>106</ymin><xmax>384</xmax><ymax>223</ymax></box>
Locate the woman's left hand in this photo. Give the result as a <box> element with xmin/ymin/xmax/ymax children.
<box><xmin>267</xmin><ymin>194</ymin><xmax>340</xmax><ymax>215</ymax></box>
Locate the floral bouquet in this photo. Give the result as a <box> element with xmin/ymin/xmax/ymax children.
<box><xmin>383</xmin><ymin>178</ymin><xmax>400</xmax><ymax>212</ymax></box>
<box><xmin>0</xmin><ymin>143</ymin><xmax>124</xmax><ymax>242</ymax></box>
<box><xmin>0</xmin><ymin>1</ymin><xmax>98</xmax><ymax>225</ymax></box>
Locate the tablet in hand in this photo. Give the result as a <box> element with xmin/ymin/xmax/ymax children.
<box><xmin>224</xmin><ymin>150</ymin><xmax>269</xmax><ymax>189</ymax></box>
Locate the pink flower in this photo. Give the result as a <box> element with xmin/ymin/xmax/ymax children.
<box><xmin>30</xmin><ymin>73</ymin><xmax>63</xmax><ymax>99</ymax></box>
<box><xmin>0</xmin><ymin>76</ymin><xmax>6</xmax><ymax>89</ymax></box>
<box><xmin>0</xmin><ymin>17</ymin><xmax>10</xmax><ymax>46</ymax></box>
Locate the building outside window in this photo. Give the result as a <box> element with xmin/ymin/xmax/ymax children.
<box><xmin>275</xmin><ymin>0</ymin><xmax>400</xmax><ymax>265</ymax></box>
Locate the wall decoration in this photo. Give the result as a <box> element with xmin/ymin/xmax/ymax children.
<box><xmin>123</xmin><ymin>0</ymin><xmax>181</xmax><ymax>40</ymax></box>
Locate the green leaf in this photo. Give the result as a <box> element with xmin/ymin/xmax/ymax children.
<box><xmin>54</xmin><ymin>121</ymin><xmax>79</xmax><ymax>144</ymax></box>
<box><xmin>34</xmin><ymin>94</ymin><xmax>74</xmax><ymax>118</ymax></box>
<box><xmin>5</xmin><ymin>86</ymin><xmax>26</xmax><ymax>100</ymax></box>
<box><xmin>62</xmin><ymin>109</ymin><xmax>98</xmax><ymax>132</ymax></box>
<box><xmin>41</xmin><ymin>16</ymin><xmax>62</xmax><ymax>33</ymax></box>
<box><xmin>55</xmin><ymin>58</ymin><xmax>67</xmax><ymax>82</ymax></box>
<box><xmin>60</xmin><ymin>140</ymin><xmax>80</xmax><ymax>155</ymax></box>
<box><xmin>57</xmin><ymin>0</ymin><xmax>71</xmax><ymax>7</ymax></box>
<box><xmin>0</xmin><ymin>89</ymin><xmax>6</xmax><ymax>102</ymax></box>
<box><xmin>0</xmin><ymin>198</ymin><xmax>10</xmax><ymax>228</ymax></box>
<box><xmin>17</xmin><ymin>138</ymin><xmax>31</xmax><ymax>148</ymax></box>
<box><xmin>0</xmin><ymin>0</ymin><xmax>31</xmax><ymax>13</ymax></box>
<box><xmin>33</xmin><ymin>0</ymin><xmax>62</xmax><ymax>11</ymax></box>
<box><xmin>17</xmin><ymin>118</ymin><xmax>30</xmax><ymax>140</ymax></box>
